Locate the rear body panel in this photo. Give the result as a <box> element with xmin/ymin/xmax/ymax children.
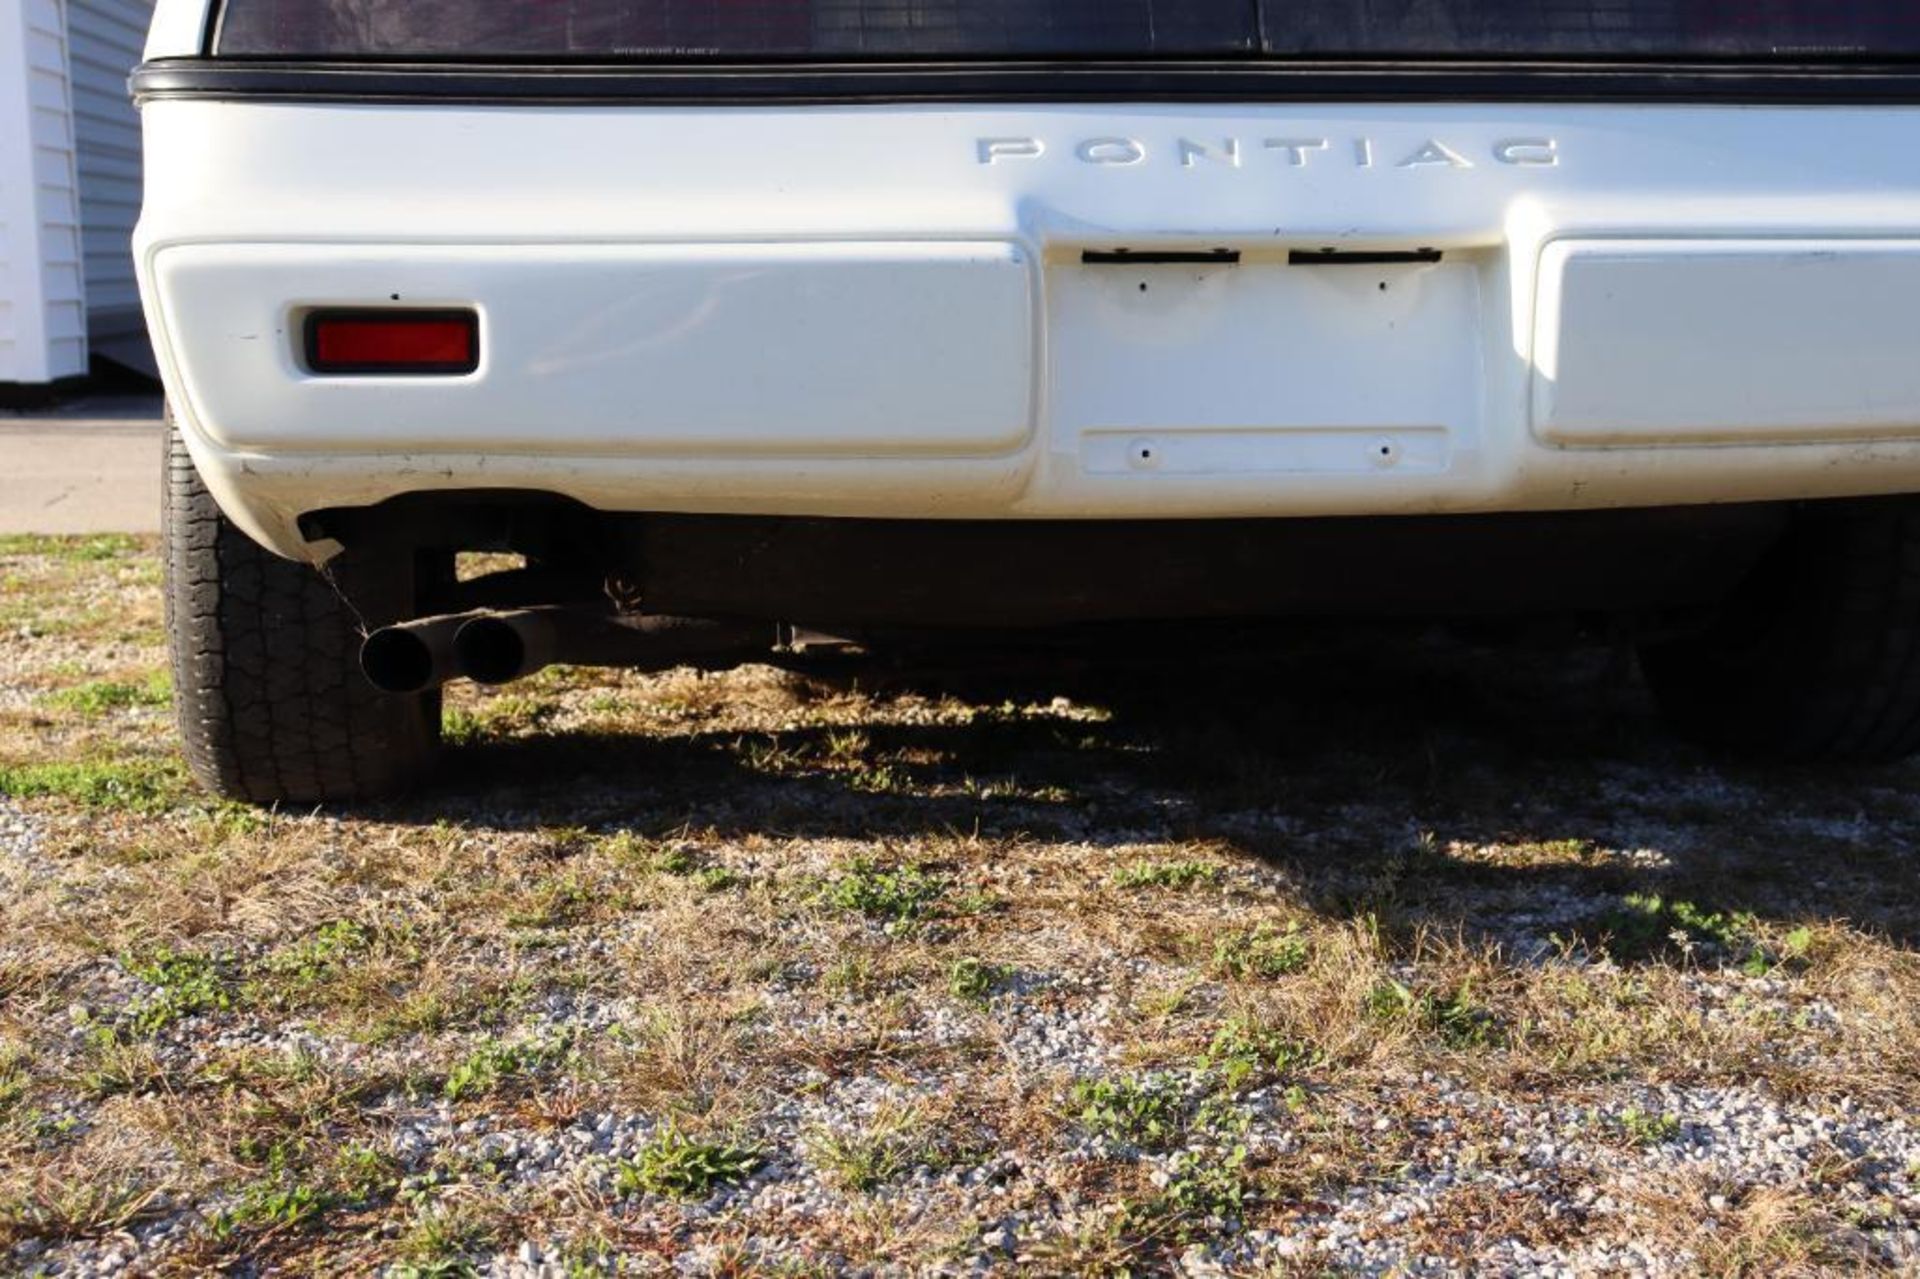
<box><xmin>136</xmin><ymin>97</ymin><xmax>1920</xmax><ymax>557</ymax></box>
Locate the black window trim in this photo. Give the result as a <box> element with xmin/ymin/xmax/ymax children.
<box><xmin>132</xmin><ymin>56</ymin><xmax>1920</xmax><ymax>106</ymax></box>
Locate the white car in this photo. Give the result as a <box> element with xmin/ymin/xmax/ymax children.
<box><xmin>136</xmin><ymin>0</ymin><xmax>1920</xmax><ymax>802</ymax></box>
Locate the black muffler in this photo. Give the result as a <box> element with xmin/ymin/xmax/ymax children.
<box><xmin>454</xmin><ymin>608</ymin><xmax>768</xmax><ymax>686</ymax></box>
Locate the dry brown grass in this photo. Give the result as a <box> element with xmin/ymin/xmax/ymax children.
<box><xmin>3</xmin><ymin>536</ymin><xmax>1920</xmax><ymax>1273</ymax></box>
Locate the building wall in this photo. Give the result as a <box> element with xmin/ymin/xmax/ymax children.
<box><xmin>0</xmin><ymin>0</ymin><xmax>88</xmax><ymax>384</ymax></box>
<box><xmin>69</xmin><ymin>0</ymin><xmax>153</xmax><ymax>369</ymax></box>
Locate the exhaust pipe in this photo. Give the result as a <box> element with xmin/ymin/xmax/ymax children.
<box><xmin>453</xmin><ymin>609</ymin><xmax>561</xmax><ymax>686</ymax></box>
<box><xmin>359</xmin><ymin>614</ymin><xmax>468</xmax><ymax>694</ymax></box>
<box><xmin>361</xmin><ymin>607</ymin><xmax>775</xmax><ymax>692</ymax></box>
<box><xmin>454</xmin><ymin>608</ymin><xmax>768</xmax><ymax>686</ymax></box>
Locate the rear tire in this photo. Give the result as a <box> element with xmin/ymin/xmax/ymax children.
<box><xmin>164</xmin><ymin>424</ymin><xmax>440</xmax><ymax>803</ymax></box>
<box><xmin>1640</xmin><ymin>498</ymin><xmax>1920</xmax><ymax>763</ymax></box>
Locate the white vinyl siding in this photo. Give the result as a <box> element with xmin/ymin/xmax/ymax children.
<box><xmin>68</xmin><ymin>0</ymin><xmax>151</xmax><ymax>348</ymax></box>
<box><xmin>0</xmin><ymin>0</ymin><xmax>87</xmax><ymax>383</ymax></box>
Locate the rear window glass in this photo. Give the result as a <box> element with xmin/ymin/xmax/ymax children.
<box><xmin>215</xmin><ymin>0</ymin><xmax>1256</xmax><ymax>58</ymax></box>
<box><xmin>214</xmin><ymin>0</ymin><xmax>1920</xmax><ymax>59</ymax></box>
<box><xmin>1261</xmin><ymin>0</ymin><xmax>1920</xmax><ymax>58</ymax></box>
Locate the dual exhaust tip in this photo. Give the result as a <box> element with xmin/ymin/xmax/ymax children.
<box><xmin>360</xmin><ymin>610</ymin><xmax>559</xmax><ymax>694</ymax></box>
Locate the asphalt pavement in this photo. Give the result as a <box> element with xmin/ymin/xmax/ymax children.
<box><xmin>0</xmin><ymin>393</ymin><xmax>164</xmax><ymax>534</ymax></box>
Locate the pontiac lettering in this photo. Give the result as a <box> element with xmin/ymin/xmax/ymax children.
<box><xmin>977</xmin><ymin>136</ymin><xmax>1557</xmax><ymax>168</ymax></box>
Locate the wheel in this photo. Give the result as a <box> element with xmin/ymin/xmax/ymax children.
<box><xmin>1640</xmin><ymin>497</ymin><xmax>1920</xmax><ymax>763</ymax></box>
<box><xmin>164</xmin><ymin>423</ymin><xmax>440</xmax><ymax>803</ymax></box>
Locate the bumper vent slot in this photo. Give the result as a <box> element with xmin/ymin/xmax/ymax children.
<box><xmin>1083</xmin><ymin>248</ymin><xmax>1240</xmax><ymax>265</ymax></box>
<box><xmin>1290</xmin><ymin>249</ymin><xmax>1443</xmax><ymax>266</ymax></box>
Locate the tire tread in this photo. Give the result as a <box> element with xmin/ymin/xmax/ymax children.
<box><xmin>163</xmin><ymin>426</ymin><xmax>437</xmax><ymax>803</ymax></box>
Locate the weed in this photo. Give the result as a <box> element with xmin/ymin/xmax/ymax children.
<box><xmin>1619</xmin><ymin>1107</ymin><xmax>1682</xmax><ymax>1146</ymax></box>
<box><xmin>819</xmin><ymin>859</ymin><xmax>946</xmax><ymax>923</ymax></box>
<box><xmin>194</xmin><ymin>799</ymin><xmax>272</xmax><ymax>841</ymax></box>
<box><xmin>653</xmin><ymin>844</ymin><xmax>702</xmax><ymax>875</ymax></box>
<box><xmin>1112</xmin><ymin>859</ymin><xmax>1220</xmax><ymax>891</ymax></box>
<box><xmin>1071</xmin><ymin>1075</ymin><xmax>1187</xmax><ymax>1150</ymax></box>
<box><xmin>1202</xmin><ymin>1018</ymin><xmax>1318</xmax><ymax>1090</ymax></box>
<box><xmin>1591</xmin><ymin>894</ymin><xmax>1772</xmax><ymax>970</ymax></box>
<box><xmin>616</xmin><ymin>1124</ymin><xmax>762</xmax><ymax>1199</ymax></box>
<box><xmin>72</xmin><ymin>1026</ymin><xmax>170</xmax><ymax>1097</ymax></box>
<box><xmin>822</xmin><ymin>952</ymin><xmax>881</xmax><ymax>999</ymax></box>
<box><xmin>846</xmin><ymin>761</ymin><xmax>909</xmax><ymax>794</ymax></box>
<box><xmin>262</xmin><ymin>919</ymin><xmax>373</xmax><ymax>991</ymax></box>
<box><xmin>124</xmin><ymin>949</ymin><xmax>232</xmax><ymax>1035</ymax></box>
<box><xmin>442</xmin><ymin>1037</ymin><xmax>562</xmax><ymax>1102</ymax></box>
<box><xmin>1161</xmin><ymin>1145</ymin><xmax>1254</xmax><ymax>1224</ymax></box>
<box><xmin>506</xmin><ymin>876</ymin><xmax>594</xmax><ymax>928</ymax></box>
<box><xmin>441</xmin><ymin>709</ymin><xmax>484</xmax><ymax>747</ymax></box>
<box><xmin>947</xmin><ymin>956</ymin><xmax>1013</xmax><ymax>1006</ymax></box>
<box><xmin>389</xmin><ymin>1261</ymin><xmax>479</xmax><ymax>1279</ymax></box>
<box><xmin>209</xmin><ymin>1180</ymin><xmax>330</xmax><ymax>1240</ymax></box>
<box><xmin>694</xmin><ymin>866</ymin><xmax>741</xmax><ymax>893</ymax></box>
<box><xmin>1427</xmin><ymin>983</ymin><xmax>1503</xmax><ymax>1050</ymax></box>
<box><xmin>331</xmin><ymin>1144</ymin><xmax>401</xmax><ymax>1203</ymax></box>
<box><xmin>1210</xmin><ymin>922</ymin><xmax>1311</xmax><ymax>979</ymax></box>
<box><xmin>1365</xmin><ymin>978</ymin><xmax>1502</xmax><ymax>1049</ymax></box>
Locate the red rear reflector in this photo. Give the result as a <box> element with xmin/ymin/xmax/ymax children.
<box><xmin>305</xmin><ymin>310</ymin><xmax>478</xmax><ymax>374</ymax></box>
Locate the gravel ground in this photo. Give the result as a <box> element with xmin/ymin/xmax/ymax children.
<box><xmin>4</xmin><ymin>536</ymin><xmax>1920</xmax><ymax>1276</ymax></box>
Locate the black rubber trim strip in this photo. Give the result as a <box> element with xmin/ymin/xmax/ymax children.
<box><xmin>1289</xmin><ymin>249</ymin><xmax>1443</xmax><ymax>265</ymax></box>
<box><xmin>1083</xmin><ymin>249</ymin><xmax>1240</xmax><ymax>265</ymax></box>
<box><xmin>131</xmin><ymin>57</ymin><xmax>1920</xmax><ymax>106</ymax></box>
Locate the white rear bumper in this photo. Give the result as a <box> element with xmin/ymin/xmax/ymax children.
<box><xmin>137</xmin><ymin>99</ymin><xmax>1920</xmax><ymax>558</ymax></box>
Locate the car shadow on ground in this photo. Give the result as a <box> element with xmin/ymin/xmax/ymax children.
<box><xmin>377</xmin><ymin>632</ymin><xmax>1920</xmax><ymax>951</ymax></box>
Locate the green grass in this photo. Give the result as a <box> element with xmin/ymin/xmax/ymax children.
<box><xmin>0</xmin><ymin>1174</ymin><xmax>166</xmax><ymax>1244</ymax></box>
<box><xmin>616</xmin><ymin>1124</ymin><xmax>762</xmax><ymax>1199</ymax></box>
<box><xmin>394</xmin><ymin>1200</ymin><xmax>497</xmax><ymax>1273</ymax></box>
<box><xmin>42</xmin><ymin>673</ymin><xmax>171</xmax><ymax>717</ymax></box>
<box><xmin>0</xmin><ymin>1042</ymin><xmax>30</xmax><ymax>1120</ymax></box>
<box><xmin>806</xmin><ymin>1109</ymin><xmax>942</xmax><ymax>1192</ymax></box>
<box><xmin>0</xmin><ymin>758</ymin><xmax>189</xmax><ymax>813</ymax></box>
<box><xmin>0</xmin><ymin>533</ymin><xmax>142</xmax><ymax>561</ymax></box>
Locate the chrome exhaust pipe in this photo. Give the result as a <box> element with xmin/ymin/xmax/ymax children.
<box><xmin>359</xmin><ymin>614</ymin><xmax>468</xmax><ymax>694</ymax></box>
